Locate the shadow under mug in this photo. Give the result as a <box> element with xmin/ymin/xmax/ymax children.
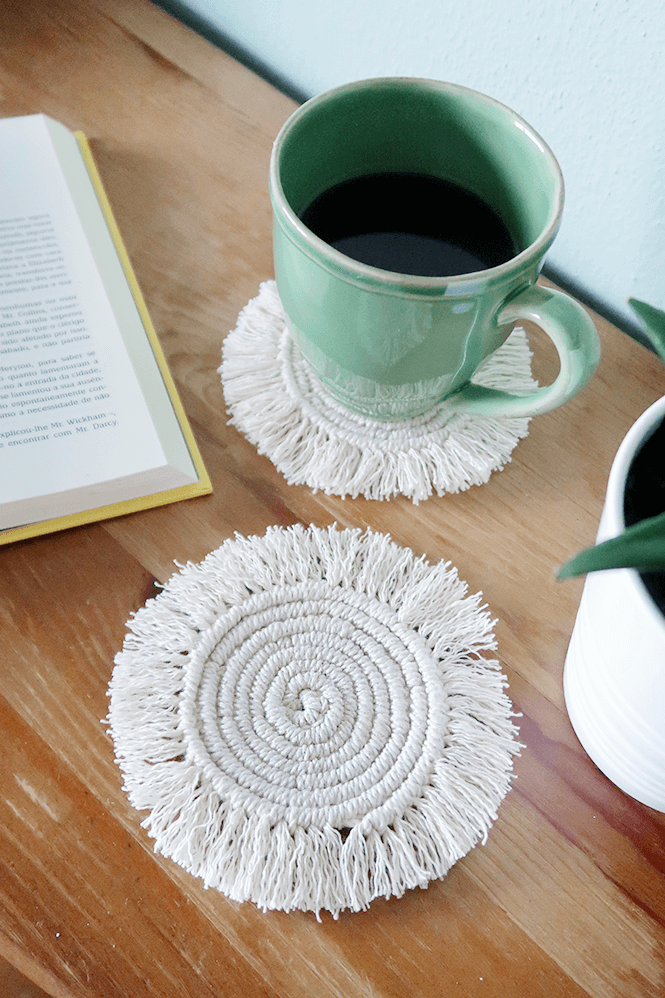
<box><xmin>270</xmin><ymin>77</ymin><xmax>601</xmax><ymax>422</ymax></box>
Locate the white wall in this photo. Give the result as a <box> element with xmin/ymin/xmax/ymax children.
<box><xmin>166</xmin><ymin>0</ymin><xmax>665</xmax><ymax>335</ymax></box>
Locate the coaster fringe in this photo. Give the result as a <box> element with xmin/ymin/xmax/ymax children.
<box><xmin>220</xmin><ymin>282</ymin><xmax>537</xmax><ymax>502</ymax></box>
<box><xmin>109</xmin><ymin>524</ymin><xmax>520</xmax><ymax>918</ymax></box>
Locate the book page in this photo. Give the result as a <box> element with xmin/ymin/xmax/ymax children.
<box><xmin>0</xmin><ymin>116</ymin><xmax>178</xmax><ymax>526</ymax></box>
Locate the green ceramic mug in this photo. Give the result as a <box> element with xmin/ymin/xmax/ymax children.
<box><xmin>270</xmin><ymin>77</ymin><xmax>600</xmax><ymax>421</ymax></box>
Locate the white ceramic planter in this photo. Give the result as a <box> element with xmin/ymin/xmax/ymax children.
<box><xmin>564</xmin><ymin>395</ymin><xmax>665</xmax><ymax>812</ymax></box>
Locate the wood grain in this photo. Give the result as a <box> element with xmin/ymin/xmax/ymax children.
<box><xmin>0</xmin><ymin>2</ymin><xmax>664</xmax><ymax>996</ymax></box>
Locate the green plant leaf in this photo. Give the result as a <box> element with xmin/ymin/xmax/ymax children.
<box><xmin>558</xmin><ymin>509</ymin><xmax>665</xmax><ymax>578</ymax></box>
<box><xmin>628</xmin><ymin>298</ymin><xmax>665</xmax><ymax>364</ymax></box>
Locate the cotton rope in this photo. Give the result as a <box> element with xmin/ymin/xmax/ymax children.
<box><xmin>220</xmin><ymin>281</ymin><xmax>537</xmax><ymax>502</ymax></box>
<box><xmin>108</xmin><ymin>524</ymin><xmax>520</xmax><ymax>919</ymax></box>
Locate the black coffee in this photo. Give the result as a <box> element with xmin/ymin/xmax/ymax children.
<box><xmin>299</xmin><ymin>172</ymin><xmax>519</xmax><ymax>277</ymax></box>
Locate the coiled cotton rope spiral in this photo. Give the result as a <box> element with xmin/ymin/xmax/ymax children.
<box><xmin>108</xmin><ymin>524</ymin><xmax>520</xmax><ymax>918</ymax></box>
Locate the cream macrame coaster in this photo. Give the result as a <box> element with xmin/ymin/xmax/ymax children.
<box><xmin>108</xmin><ymin>524</ymin><xmax>520</xmax><ymax>919</ymax></box>
<box><xmin>220</xmin><ymin>281</ymin><xmax>537</xmax><ymax>502</ymax></box>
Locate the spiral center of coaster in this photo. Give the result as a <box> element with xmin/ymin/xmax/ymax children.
<box><xmin>180</xmin><ymin>580</ymin><xmax>449</xmax><ymax>831</ymax></box>
<box><xmin>293</xmin><ymin>686</ymin><xmax>329</xmax><ymax>724</ymax></box>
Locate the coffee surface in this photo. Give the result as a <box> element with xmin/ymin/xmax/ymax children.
<box><xmin>300</xmin><ymin>172</ymin><xmax>519</xmax><ymax>277</ymax></box>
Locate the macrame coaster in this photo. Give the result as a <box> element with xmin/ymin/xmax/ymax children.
<box><xmin>108</xmin><ymin>523</ymin><xmax>520</xmax><ymax>919</ymax></box>
<box><xmin>220</xmin><ymin>281</ymin><xmax>537</xmax><ymax>502</ymax></box>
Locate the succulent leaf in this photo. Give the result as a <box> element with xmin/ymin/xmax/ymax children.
<box><xmin>558</xmin><ymin>510</ymin><xmax>665</xmax><ymax>578</ymax></box>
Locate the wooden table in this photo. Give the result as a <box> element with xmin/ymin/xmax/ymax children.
<box><xmin>1</xmin><ymin>3</ymin><xmax>664</xmax><ymax>996</ymax></box>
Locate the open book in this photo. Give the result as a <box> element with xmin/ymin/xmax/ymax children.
<box><xmin>0</xmin><ymin>114</ymin><xmax>211</xmax><ymax>545</ymax></box>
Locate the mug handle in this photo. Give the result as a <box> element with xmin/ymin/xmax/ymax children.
<box><xmin>448</xmin><ymin>285</ymin><xmax>601</xmax><ymax>418</ymax></box>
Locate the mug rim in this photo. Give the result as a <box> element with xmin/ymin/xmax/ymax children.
<box><xmin>270</xmin><ymin>76</ymin><xmax>564</xmax><ymax>289</ymax></box>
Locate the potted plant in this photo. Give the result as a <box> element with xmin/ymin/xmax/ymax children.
<box><xmin>559</xmin><ymin>299</ymin><xmax>665</xmax><ymax>813</ymax></box>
